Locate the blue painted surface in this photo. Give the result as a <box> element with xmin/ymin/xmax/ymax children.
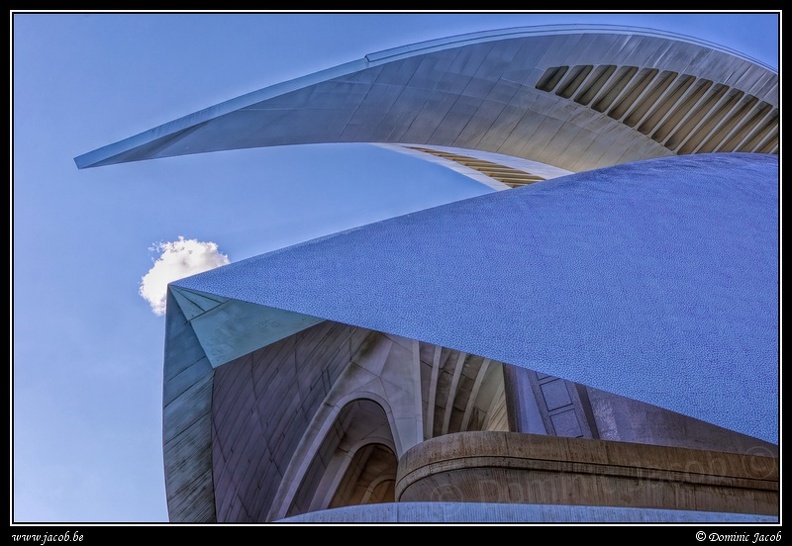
<box><xmin>174</xmin><ymin>152</ymin><xmax>779</xmax><ymax>444</ymax></box>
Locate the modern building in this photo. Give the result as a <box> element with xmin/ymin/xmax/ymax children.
<box><xmin>75</xmin><ymin>26</ymin><xmax>779</xmax><ymax>523</ymax></box>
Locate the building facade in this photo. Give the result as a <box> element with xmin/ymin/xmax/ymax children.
<box><xmin>76</xmin><ymin>26</ymin><xmax>779</xmax><ymax>523</ymax></box>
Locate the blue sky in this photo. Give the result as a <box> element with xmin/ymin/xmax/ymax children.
<box><xmin>11</xmin><ymin>11</ymin><xmax>780</xmax><ymax>523</ymax></box>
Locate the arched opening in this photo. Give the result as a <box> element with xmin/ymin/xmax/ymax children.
<box><xmin>286</xmin><ymin>398</ymin><xmax>397</xmax><ymax>517</ymax></box>
<box><xmin>329</xmin><ymin>443</ymin><xmax>397</xmax><ymax>509</ymax></box>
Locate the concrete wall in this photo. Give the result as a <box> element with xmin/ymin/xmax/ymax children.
<box><xmin>396</xmin><ymin>431</ymin><xmax>778</xmax><ymax>517</ymax></box>
<box><xmin>211</xmin><ymin>321</ymin><xmax>371</xmax><ymax>521</ymax></box>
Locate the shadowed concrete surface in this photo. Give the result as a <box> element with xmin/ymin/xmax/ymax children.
<box><xmin>396</xmin><ymin>432</ymin><xmax>778</xmax><ymax>516</ymax></box>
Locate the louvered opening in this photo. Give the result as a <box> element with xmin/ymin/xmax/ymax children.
<box><xmin>574</xmin><ymin>65</ymin><xmax>617</xmax><ymax>105</ymax></box>
<box><xmin>678</xmin><ymin>89</ymin><xmax>745</xmax><ymax>154</ymax></box>
<box><xmin>718</xmin><ymin>102</ymin><xmax>773</xmax><ymax>151</ymax></box>
<box><xmin>651</xmin><ymin>79</ymin><xmax>713</xmax><ymax>144</ymax></box>
<box><xmin>557</xmin><ymin>65</ymin><xmax>593</xmax><ymax>99</ymax></box>
<box><xmin>637</xmin><ymin>74</ymin><xmax>695</xmax><ymax>136</ymax></box>
<box><xmin>738</xmin><ymin>110</ymin><xmax>779</xmax><ymax>152</ymax></box>
<box><xmin>608</xmin><ymin>68</ymin><xmax>659</xmax><ymax>121</ymax></box>
<box><xmin>531</xmin><ymin>63</ymin><xmax>776</xmax><ymax>155</ymax></box>
<box><xmin>408</xmin><ymin>146</ymin><xmax>546</xmax><ymax>188</ymax></box>
<box><xmin>698</xmin><ymin>95</ymin><xmax>758</xmax><ymax>153</ymax></box>
<box><xmin>666</xmin><ymin>83</ymin><xmax>729</xmax><ymax>151</ymax></box>
<box><xmin>535</xmin><ymin>66</ymin><xmax>568</xmax><ymax>92</ymax></box>
<box><xmin>623</xmin><ymin>70</ymin><xmax>677</xmax><ymax>128</ymax></box>
<box><xmin>755</xmin><ymin>129</ymin><xmax>779</xmax><ymax>154</ymax></box>
<box><xmin>592</xmin><ymin>66</ymin><xmax>638</xmax><ymax>113</ymax></box>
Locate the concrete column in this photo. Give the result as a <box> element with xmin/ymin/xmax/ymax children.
<box><xmin>502</xmin><ymin>364</ymin><xmax>547</xmax><ymax>434</ymax></box>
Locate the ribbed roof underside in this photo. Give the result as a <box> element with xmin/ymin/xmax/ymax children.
<box><xmin>535</xmin><ymin>64</ymin><xmax>778</xmax><ymax>155</ymax></box>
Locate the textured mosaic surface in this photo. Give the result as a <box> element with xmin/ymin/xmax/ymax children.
<box><xmin>174</xmin><ymin>152</ymin><xmax>778</xmax><ymax>444</ymax></box>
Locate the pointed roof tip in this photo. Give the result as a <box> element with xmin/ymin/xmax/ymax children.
<box><xmin>73</xmin><ymin>155</ymin><xmax>91</xmax><ymax>170</ymax></box>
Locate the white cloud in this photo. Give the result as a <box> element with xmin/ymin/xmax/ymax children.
<box><xmin>139</xmin><ymin>236</ymin><xmax>230</xmax><ymax>316</ymax></box>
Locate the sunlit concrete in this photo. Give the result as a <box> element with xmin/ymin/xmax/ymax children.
<box><xmin>75</xmin><ymin>26</ymin><xmax>778</xmax><ymax>172</ymax></box>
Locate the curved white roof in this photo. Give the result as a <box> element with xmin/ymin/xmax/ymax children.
<box><xmin>75</xmin><ymin>25</ymin><xmax>778</xmax><ymax>172</ymax></box>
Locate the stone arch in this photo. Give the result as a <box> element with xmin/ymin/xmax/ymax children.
<box><xmin>284</xmin><ymin>397</ymin><xmax>398</xmax><ymax>518</ymax></box>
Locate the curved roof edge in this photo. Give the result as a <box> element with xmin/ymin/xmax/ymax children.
<box><xmin>72</xmin><ymin>54</ymin><xmax>370</xmax><ymax>169</ymax></box>
<box><xmin>366</xmin><ymin>24</ymin><xmax>777</xmax><ymax>71</ymax></box>
<box><xmin>73</xmin><ymin>24</ymin><xmax>776</xmax><ymax>170</ymax></box>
